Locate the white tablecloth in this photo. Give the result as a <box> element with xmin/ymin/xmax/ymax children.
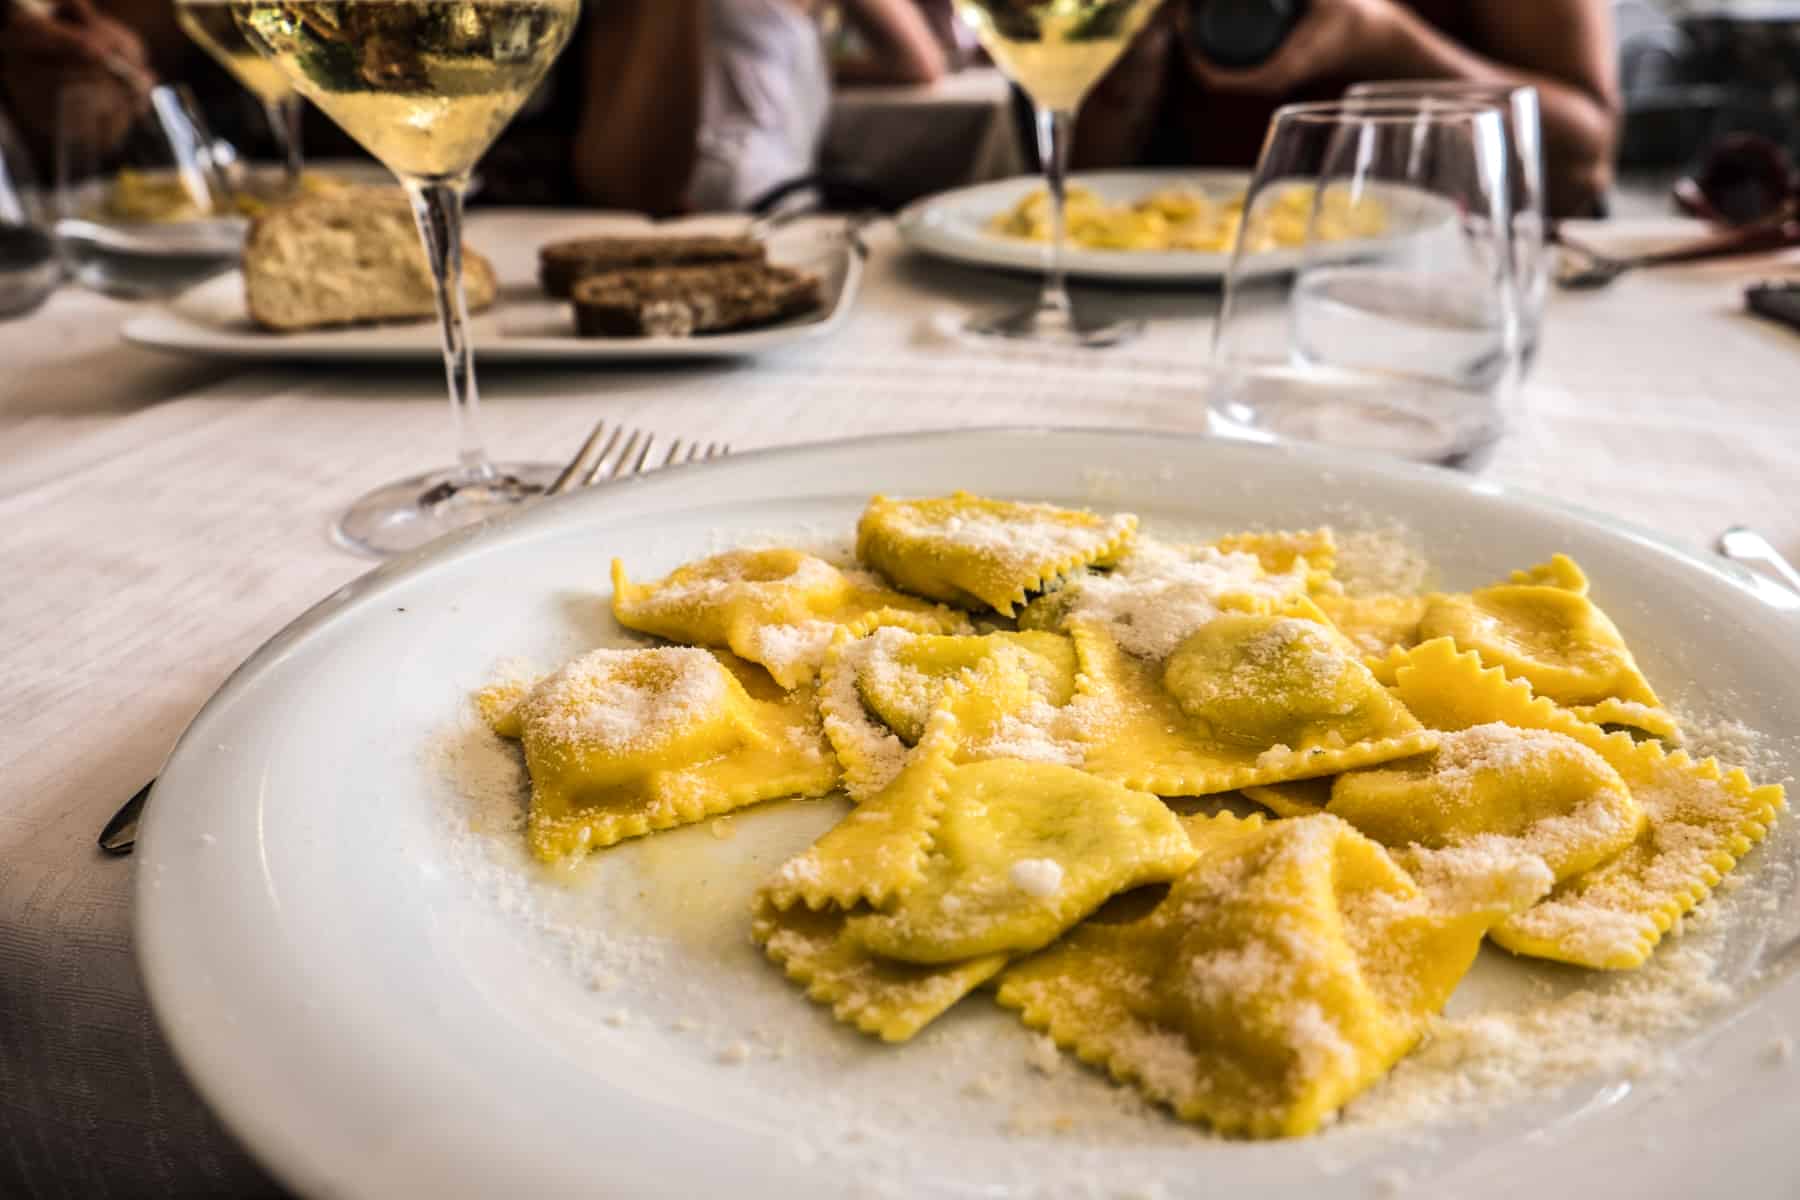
<box><xmin>2</xmin><ymin>209</ymin><xmax>1797</xmax><ymax>1197</ymax></box>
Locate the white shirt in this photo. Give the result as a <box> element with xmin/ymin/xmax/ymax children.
<box><xmin>690</xmin><ymin>0</ymin><xmax>831</xmax><ymax>212</ymax></box>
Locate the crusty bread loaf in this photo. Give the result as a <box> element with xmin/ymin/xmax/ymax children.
<box><xmin>540</xmin><ymin>234</ymin><xmax>764</xmax><ymax>298</ymax></box>
<box><xmin>570</xmin><ymin>261</ymin><xmax>822</xmax><ymax>338</ymax></box>
<box><xmin>244</xmin><ymin>187</ymin><xmax>497</xmax><ymax>332</ymax></box>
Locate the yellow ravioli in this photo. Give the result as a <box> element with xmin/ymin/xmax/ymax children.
<box><xmin>819</xmin><ymin>618</ymin><xmax>1065</xmax><ymax>800</ymax></box>
<box><xmin>1075</xmin><ymin>617</ymin><xmax>1436</xmax><ymax>797</ymax></box>
<box><xmin>1012</xmin><ymin>537</ymin><xmax>1313</xmax><ymax>662</ymax></box>
<box><xmin>1417</xmin><ymin>578</ymin><xmax>1662</xmax><ymax>711</ymax></box>
<box><xmin>1328</xmin><ymin>723</ymin><xmax>1643</xmax><ymax>884</ymax></box>
<box><xmin>1568</xmin><ymin>697</ymin><xmax>1681</xmax><ymax>740</ymax></box>
<box><xmin>1386</xmin><ymin>638</ymin><xmax>1786</xmax><ymax>968</ymax></box>
<box><xmin>996</xmin><ymin>812</ymin><xmax>1548</xmax><ymax>1137</ymax></box>
<box><xmin>1163</xmin><ymin>613</ymin><xmax>1419</xmax><ymax>751</ymax></box>
<box><xmin>1318</xmin><ymin>593</ymin><xmax>1430</xmax><ymax>664</ymax></box>
<box><xmin>1508</xmin><ymin>553</ymin><xmax>1589</xmax><ymax>592</ymax></box>
<box><xmin>1241</xmin><ymin>779</ymin><xmax>1332</xmax><ymax>819</ymax></box>
<box><xmin>1210</xmin><ymin>528</ymin><xmax>1337</xmax><ymax>593</ymax></box>
<box><xmin>846</xmin><ymin>759</ymin><xmax>1197</xmax><ymax>964</ymax></box>
<box><xmin>612</xmin><ymin>547</ymin><xmax>965</xmax><ymax>688</ymax></box>
<box><xmin>856</xmin><ymin>491</ymin><xmax>1138</xmax><ymax>615</ymax></box>
<box><xmin>766</xmin><ymin>656</ymin><xmax>1037</xmax><ymax>909</ymax></box>
<box><xmin>761</xmin><ymin>702</ymin><xmax>960</xmax><ymax>911</ymax></box>
<box><xmin>488</xmin><ymin>646</ymin><xmax>838</xmax><ymax>863</ymax></box>
<box><xmin>751</xmin><ymin>899</ymin><xmax>1007</xmax><ymax>1043</ymax></box>
<box><xmin>850</xmin><ymin>629</ymin><xmax>1077</xmax><ymax>746</ymax></box>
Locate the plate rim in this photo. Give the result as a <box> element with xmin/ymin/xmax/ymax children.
<box><xmin>134</xmin><ymin>425</ymin><xmax>1800</xmax><ymax>1198</ymax></box>
<box><xmin>119</xmin><ymin>237</ymin><xmax>864</xmax><ymax>364</ymax></box>
<box><xmin>896</xmin><ymin>167</ymin><xmax>1447</xmax><ymax>284</ymax></box>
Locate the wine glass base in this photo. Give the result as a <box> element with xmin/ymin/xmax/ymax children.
<box><xmin>961</xmin><ymin>303</ymin><xmax>1144</xmax><ymax>348</ymax></box>
<box><xmin>332</xmin><ymin>461</ymin><xmax>560</xmax><ymax>558</ymax></box>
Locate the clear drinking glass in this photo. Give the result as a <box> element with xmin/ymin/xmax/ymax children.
<box><xmin>1346</xmin><ymin>80</ymin><xmax>1546</xmax><ymax>370</ymax></box>
<box><xmin>233</xmin><ymin>0</ymin><xmax>580</xmax><ymax>556</ymax></box>
<box><xmin>176</xmin><ymin>0</ymin><xmax>307</xmax><ymax>194</ymax></box>
<box><xmin>1210</xmin><ymin>100</ymin><xmax>1520</xmax><ymax>468</ymax></box>
<box><xmin>953</xmin><ymin>0</ymin><xmax>1157</xmax><ymax>346</ymax></box>
<box><xmin>0</xmin><ymin>108</ymin><xmax>60</xmax><ymax>318</ymax></box>
<box><xmin>54</xmin><ymin>82</ymin><xmax>243</xmax><ymax>297</ymax></box>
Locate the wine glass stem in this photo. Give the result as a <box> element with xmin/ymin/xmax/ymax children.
<box><xmin>1034</xmin><ymin>104</ymin><xmax>1075</xmax><ymax>320</ymax></box>
<box><xmin>404</xmin><ymin>179</ymin><xmax>497</xmax><ymax>487</ymax></box>
<box><xmin>265</xmin><ymin>95</ymin><xmax>303</xmax><ymax>189</ymax></box>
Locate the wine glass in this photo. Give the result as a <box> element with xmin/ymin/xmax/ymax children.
<box><xmin>176</xmin><ymin>0</ymin><xmax>307</xmax><ymax>195</ymax></box>
<box><xmin>1347</xmin><ymin>80</ymin><xmax>1545</xmax><ymax>370</ymax></box>
<box><xmin>953</xmin><ymin>0</ymin><xmax>1157</xmax><ymax>346</ymax></box>
<box><xmin>1210</xmin><ymin>99</ymin><xmax>1520</xmax><ymax>468</ymax></box>
<box><xmin>233</xmin><ymin>0</ymin><xmax>580</xmax><ymax>556</ymax></box>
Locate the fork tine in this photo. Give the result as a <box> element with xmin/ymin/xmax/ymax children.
<box><xmin>683</xmin><ymin>441</ymin><xmax>702</xmax><ymax>463</ymax></box>
<box><xmin>547</xmin><ymin>420</ymin><xmax>610</xmax><ymax>496</ymax></box>
<box><xmin>584</xmin><ymin>426</ymin><xmax>637</xmax><ymax>488</ymax></box>
<box><xmin>626</xmin><ymin>432</ymin><xmax>656</xmax><ymax>476</ymax></box>
<box><xmin>661</xmin><ymin>438</ymin><xmax>685</xmax><ymax>468</ymax></box>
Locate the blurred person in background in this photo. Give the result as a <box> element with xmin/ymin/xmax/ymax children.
<box><xmin>1076</xmin><ymin>0</ymin><xmax>1621</xmax><ymax>216</ymax></box>
<box><xmin>572</xmin><ymin>0</ymin><xmax>951</xmax><ymax>213</ymax></box>
<box><xmin>3</xmin><ymin>0</ymin><xmax>950</xmax><ymax>214</ymax></box>
<box><xmin>0</xmin><ymin>0</ymin><xmax>154</xmax><ymax>165</ymax></box>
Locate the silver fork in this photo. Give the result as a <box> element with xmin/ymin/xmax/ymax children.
<box><xmin>1716</xmin><ymin>526</ymin><xmax>1800</xmax><ymax>596</ymax></box>
<box><xmin>97</xmin><ymin>422</ymin><xmax>731</xmax><ymax>856</ymax></box>
<box><xmin>546</xmin><ymin>421</ymin><xmax>730</xmax><ymax>496</ymax></box>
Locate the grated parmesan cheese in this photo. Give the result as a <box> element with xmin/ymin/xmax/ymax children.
<box><xmin>1009</xmin><ymin>858</ymin><xmax>1066</xmax><ymax>899</ymax></box>
<box><xmin>1059</xmin><ymin>538</ymin><xmax>1308</xmax><ymax>661</ymax></box>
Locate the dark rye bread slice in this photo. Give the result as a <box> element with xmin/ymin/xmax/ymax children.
<box><xmin>539</xmin><ymin>234</ymin><xmax>765</xmax><ymax>298</ymax></box>
<box><xmin>571</xmin><ymin>261</ymin><xmax>824</xmax><ymax>338</ymax></box>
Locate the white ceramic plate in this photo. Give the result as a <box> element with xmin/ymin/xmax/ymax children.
<box><xmin>137</xmin><ymin>430</ymin><xmax>1800</xmax><ymax>1200</ymax></box>
<box><xmin>896</xmin><ymin>169</ymin><xmax>1449</xmax><ymax>283</ymax></box>
<box><xmin>122</xmin><ymin>219</ymin><xmax>862</xmax><ymax>363</ymax></box>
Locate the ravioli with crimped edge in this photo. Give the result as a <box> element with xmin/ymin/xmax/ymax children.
<box><xmin>466</xmin><ymin>492</ymin><xmax>1786</xmax><ymax>1138</ymax></box>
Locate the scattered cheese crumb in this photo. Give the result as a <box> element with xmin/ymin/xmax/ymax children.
<box><xmin>1373</xmin><ymin>1167</ymin><xmax>1412</xmax><ymax>1197</ymax></box>
<box><xmin>717</xmin><ymin>1041</ymin><xmax>752</xmax><ymax>1065</ymax></box>
<box><xmin>710</xmin><ymin>817</ymin><xmax>736</xmax><ymax>840</ymax></box>
<box><xmin>1025</xmin><ymin>1034</ymin><xmax>1064</xmax><ymax>1075</ymax></box>
<box><xmin>1010</xmin><ymin>858</ymin><xmax>1065</xmax><ymax>900</ymax></box>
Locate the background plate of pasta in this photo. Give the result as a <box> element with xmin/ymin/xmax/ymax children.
<box><xmin>136</xmin><ymin>429</ymin><xmax>1800</xmax><ymax>1200</ymax></box>
<box><xmin>897</xmin><ymin>169</ymin><xmax>1450</xmax><ymax>283</ymax></box>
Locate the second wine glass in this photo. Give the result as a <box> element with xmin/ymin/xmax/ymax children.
<box><xmin>177</xmin><ymin>0</ymin><xmax>308</xmax><ymax>195</ymax></box>
<box><xmin>954</xmin><ymin>0</ymin><xmax>1156</xmax><ymax>347</ymax></box>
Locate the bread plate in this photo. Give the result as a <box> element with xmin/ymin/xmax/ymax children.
<box><xmin>897</xmin><ymin>169</ymin><xmax>1451</xmax><ymax>284</ymax></box>
<box><xmin>137</xmin><ymin>428</ymin><xmax>1800</xmax><ymax>1200</ymax></box>
<box><xmin>122</xmin><ymin>213</ymin><xmax>862</xmax><ymax>364</ymax></box>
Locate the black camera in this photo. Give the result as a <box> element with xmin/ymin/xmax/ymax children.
<box><xmin>1184</xmin><ymin>0</ymin><xmax>1308</xmax><ymax>67</ymax></box>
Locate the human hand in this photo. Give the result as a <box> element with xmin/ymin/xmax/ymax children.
<box><xmin>1</xmin><ymin>0</ymin><xmax>155</xmax><ymax>157</ymax></box>
<box><xmin>1180</xmin><ymin>0</ymin><xmax>1409</xmax><ymax>95</ymax></box>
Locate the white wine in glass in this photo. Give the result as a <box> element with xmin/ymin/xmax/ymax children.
<box><xmin>176</xmin><ymin>0</ymin><xmax>308</xmax><ymax>190</ymax></box>
<box><xmin>232</xmin><ymin>0</ymin><xmax>579</xmax><ymax>556</ymax></box>
<box><xmin>954</xmin><ymin>0</ymin><xmax>1156</xmax><ymax>346</ymax></box>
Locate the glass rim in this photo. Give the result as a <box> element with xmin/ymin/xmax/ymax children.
<box><xmin>1345</xmin><ymin>79</ymin><xmax>1541</xmax><ymax>104</ymax></box>
<box><xmin>1346</xmin><ymin>79</ymin><xmax>1540</xmax><ymax>98</ymax></box>
<box><xmin>1269</xmin><ymin>98</ymin><xmax>1510</xmax><ymax>127</ymax></box>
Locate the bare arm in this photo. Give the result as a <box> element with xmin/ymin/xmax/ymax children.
<box><xmin>1459</xmin><ymin>0</ymin><xmax>1620</xmax><ymax>216</ymax></box>
<box><xmin>834</xmin><ymin>0</ymin><xmax>948</xmax><ymax>86</ymax></box>
<box><xmin>568</xmin><ymin>0</ymin><xmax>705</xmax><ymax>215</ymax></box>
<box><xmin>1187</xmin><ymin>0</ymin><xmax>1620</xmax><ymax>216</ymax></box>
